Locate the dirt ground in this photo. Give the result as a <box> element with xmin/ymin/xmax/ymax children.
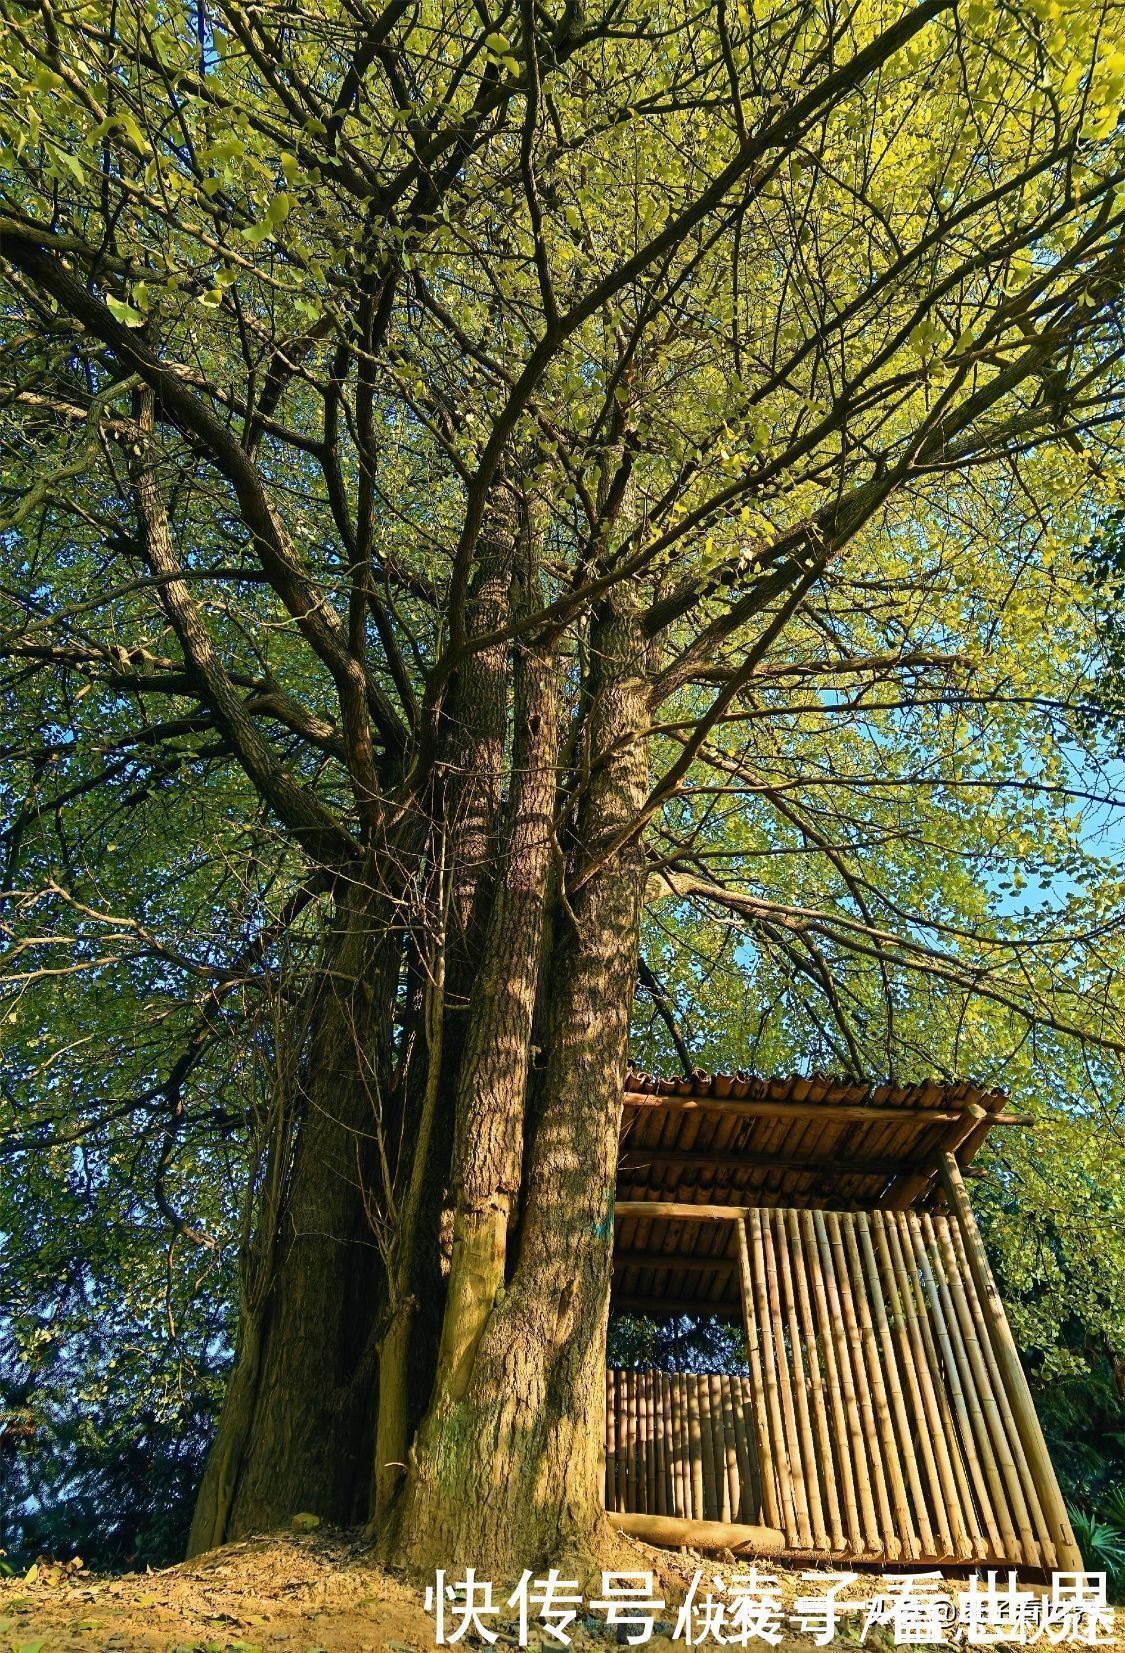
<box><xmin>1</xmin><ymin>1527</ymin><xmax>1120</xmax><ymax>1653</ymax></box>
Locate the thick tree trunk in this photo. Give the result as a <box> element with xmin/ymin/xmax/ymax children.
<box><xmin>191</xmin><ymin>490</ymin><xmax>652</xmax><ymax>1575</ymax></box>
<box><xmin>187</xmin><ymin>872</ymin><xmax>398</xmax><ymax>1554</ymax></box>
<box><xmin>372</xmin><ymin>487</ymin><xmax>518</xmax><ymax>1513</ymax></box>
<box><xmin>381</xmin><ymin>592</ymin><xmax>650</xmax><ymax>1574</ymax></box>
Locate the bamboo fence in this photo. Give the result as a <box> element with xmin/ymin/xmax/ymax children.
<box><xmin>605</xmin><ymin>1202</ymin><xmax>1081</xmax><ymax>1570</ymax></box>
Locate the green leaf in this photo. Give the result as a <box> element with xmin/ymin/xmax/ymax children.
<box><xmin>105</xmin><ymin>296</ymin><xmax>146</xmax><ymax>328</ymax></box>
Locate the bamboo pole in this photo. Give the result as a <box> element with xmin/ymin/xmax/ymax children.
<box><xmin>827</xmin><ymin>1211</ymin><xmax>898</xmax><ymax>1558</ymax></box>
<box><xmin>906</xmin><ymin>1213</ymin><xmax>1006</xmax><ymax>1558</ymax></box>
<box><xmin>759</xmin><ymin>1209</ymin><xmax>813</xmax><ymax>1548</ymax></box>
<box><xmin>945</xmin><ymin>1215</ymin><xmax>1057</xmax><ymax>1570</ymax></box>
<box><xmin>747</xmin><ymin>1208</ymin><xmax>800</xmax><ymax>1542</ymax></box>
<box><xmin>655</xmin><ymin>1371</ymin><xmax>670</xmax><ymax>1518</ymax></box>
<box><xmin>771</xmin><ymin>1208</ymin><xmax>828</xmax><ymax>1549</ymax></box>
<box><xmin>812</xmin><ymin>1209</ymin><xmax>882</xmax><ymax>1555</ymax></box>
<box><xmin>686</xmin><ymin>1373</ymin><xmax>705</xmax><ymax>1521</ymax></box>
<box><xmin>646</xmin><ymin>1371</ymin><xmax>659</xmax><ymax>1517</ymax></box>
<box><xmin>865</xmin><ymin>1216</ymin><xmax>958</xmax><ymax>1560</ymax></box>
<box><xmin>937</xmin><ymin>1153</ymin><xmax>1083</xmax><ymax>1571</ymax></box>
<box><xmin>788</xmin><ymin>1209</ymin><xmax>846</xmax><ymax>1551</ymax></box>
<box><xmin>604</xmin><ymin>1368</ymin><xmax>614</xmax><ymax>1514</ymax></box>
<box><xmin>607</xmin><ymin>1511</ymin><xmax>786</xmax><ymax>1554</ymax></box>
<box><xmin>669</xmin><ymin>1373</ymin><xmax>685</xmax><ymax>1519</ymax></box>
<box><xmin>852</xmin><ymin>1209</ymin><xmax>918</xmax><ymax>1553</ymax></box>
<box><xmin>706</xmin><ymin>1375</ymin><xmax>728</xmax><ymax>1522</ymax></box>
<box><xmin>616</xmin><ymin>1369</ymin><xmax>627</xmax><ymax>1512</ymax></box>
<box><xmin>730</xmin><ymin>1377</ymin><xmax>754</xmax><ymax>1522</ymax></box>
<box><xmin>614</xmin><ymin>1200</ymin><xmax>750</xmax><ymax>1221</ymax></box>
<box><xmin>718</xmin><ymin>1376</ymin><xmax>741</xmax><ymax>1525</ymax></box>
<box><xmin>736</xmin><ymin>1212</ymin><xmax>782</xmax><ymax>1532</ymax></box>
<box><xmin>615</xmin><ymin>1369</ymin><xmax>628</xmax><ymax>1513</ymax></box>
<box><xmin>621</xmin><ymin>1092</ymin><xmax>1029</xmax><ymax>1126</ymax></box>
<box><xmin>698</xmin><ymin>1370</ymin><xmax>719</xmax><ymax>1520</ymax></box>
<box><xmin>930</xmin><ymin>1215</ymin><xmax>1041</xmax><ymax>1568</ymax></box>
<box><xmin>920</xmin><ymin>1214</ymin><xmax>1022</xmax><ymax>1561</ymax></box>
<box><xmin>883</xmin><ymin>1212</ymin><xmax>983</xmax><ymax>1562</ymax></box>
<box><xmin>804</xmin><ymin>1208</ymin><xmax>865</xmax><ymax>1555</ymax></box>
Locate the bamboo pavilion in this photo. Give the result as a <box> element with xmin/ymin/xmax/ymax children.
<box><xmin>605</xmin><ymin>1071</ymin><xmax>1082</xmax><ymax>1571</ymax></box>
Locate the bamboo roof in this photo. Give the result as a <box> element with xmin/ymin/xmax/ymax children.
<box><xmin>612</xmin><ymin>1071</ymin><xmax>1015</xmax><ymax>1319</ymax></box>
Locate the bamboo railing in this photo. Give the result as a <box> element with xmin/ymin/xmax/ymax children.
<box><xmin>606</xmin><ymin>1198</ymin><xmax>1081</xmax><ymax>1569</ymax></box>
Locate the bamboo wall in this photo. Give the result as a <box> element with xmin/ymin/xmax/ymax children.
<box><xmin>605</xmin><ymin>1204</ymin><xmax>1081</xmax><ymax>1569</ymax></box>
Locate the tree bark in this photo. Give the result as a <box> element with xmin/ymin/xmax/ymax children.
<box><xmin>382</xmin><ymin>590</ymin><xmax>650</xmax><ymax>1575</ymax></box>
<box><xmin>187</xmin><ymin>871</ymin><xmax>398</xmax><ymax>1553</ymax></box>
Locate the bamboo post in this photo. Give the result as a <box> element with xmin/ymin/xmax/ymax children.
<box><xmin>799</xmin><ymin>1208</ymin><xmax>862</xmax><ymax>1554</ymax></box>
<box><xmin>826</xmin><ymin>1210</ymin><xmax>898</xmax><ymax>1557</ymax></box>
<box><xmin>759</xmin><ymin>1209</ymin><xmax>813</xmax><ymax>1548</ymax></box>
<box><xmin>730</xmin><ymin>1377</ymin><xmax>755</xmax><ymax>1521</ymax></box>
<box><xmin>772</xmin><ymin>1208</ymin><xmax>829</xmax><ymax>1549</ymax></box>
<box><xmin>655</xmin><ymin>1370</ymin><xmax>670</xmax><ymax>1518</ymax></box>
<box><xmin>748</xmin><ymin>1208</ymin><xmax>799</xmax><ymax>1541</ymax></box>
<box><xmin>617</xmin><ymin>1368</ymin><xmax>627</xmax><ymax>1511</ymax></box>
<box><xmin>945</xmin><ymin>1216</ymin><xmax>1056</xmax><ymax>1569</ymax></box>
<box><xmin>736</xmin><ymin>1212</ymin><xmax>782</xmax><ymax>1532</ymax></box>
<box><xmin>884</xmin><ymin>1212</ymin><xmax>985</xmax><ymax>1561</ymax></box>
<box><xmin>698</xmin><ymin>1369</ymin><xmax>719</xmax><ymax>1520</ymax></box>
<box><xmin>606</xmin><ymin>1369</ymin><xmax>617</xmax><ymax>1513</ymax></box>
<box><xmin>813</xmin><ymin>1209</ymin><xmax>882</xmax><ymax>1554</ymax></box>
<box><xmin>866</xmin><ymin>1214</ymin><xmax>954</xmax><ymax>1560</ymax></box>
<box><xmin>718</xmin><ymin>1376</ymin><xmax>742</xmax><ymax>1524</ymax></box>
<box><xmin>844</xmin><ymin>1213</ymin><xmax>922</xmax><ymax>1560</ymax></box>
<box><xmin>676</xmin><ymin>1372</ymin><xmax>691</xmax><ymax>1521</ymax></box>
<box><xmin>646</xmin><ymin>1371</ymin><xmax>659</xmax><ymax>1516</ymax></box>
<box><xmin>907</xmin><ymin>1213</ymin><xmax>1006</xmax><ymax>1558</ymax></box>
<box><xmin>686</xmin><ymin>1372</ymin><xmax>705</xmax><ymax>1521</ymax></box>
<box><xmin>930</xmin><ymin>1215</ymin><xmax>1042</xmax><ymax>1568</ymax></box>
<box><xmin>625</xmin><ymin>1368</ymin><xmax>637</xmax><ymax>1512</ymax></box>
<box><xmin>937</xmin><ymin>1153</ymin><xmax>1082</xmax><ymax>1570</ymax></box>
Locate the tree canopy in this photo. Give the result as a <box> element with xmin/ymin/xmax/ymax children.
<box><xmin>1</xmin><ymin>0</ymin><xmax>1124</xmax><ymax>1572</ymax></box>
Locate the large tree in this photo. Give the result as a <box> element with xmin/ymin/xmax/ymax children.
<box><xmin>1</xmin><ymin>0</ymin><xmax>1123</xmax><ymax>1576</ymax></box>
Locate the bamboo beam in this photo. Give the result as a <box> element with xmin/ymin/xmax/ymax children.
<box><xmin>618</xmin><ymin>1147</ymin><xmax>940</xmax><ymax>1178</ymax></box>
<box><xmin>622</xmin><ymin>1091</ymin><xmax>1031</xmax><ymax>1127</ymax></box>
<box><xmin>614</xmin><ymin>1199</ymin><xmax>748</xmax><ymax>1221</ymax></box>
<box><xmin>937</xmin><ymin>1153</ymin><xmax>1083</xmax><ymax>1570</ymax></box>
<box><xmin>607</xmin><ymin>1511</ymin><xmax>787</xmax><ymax>1554</ymax></box>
